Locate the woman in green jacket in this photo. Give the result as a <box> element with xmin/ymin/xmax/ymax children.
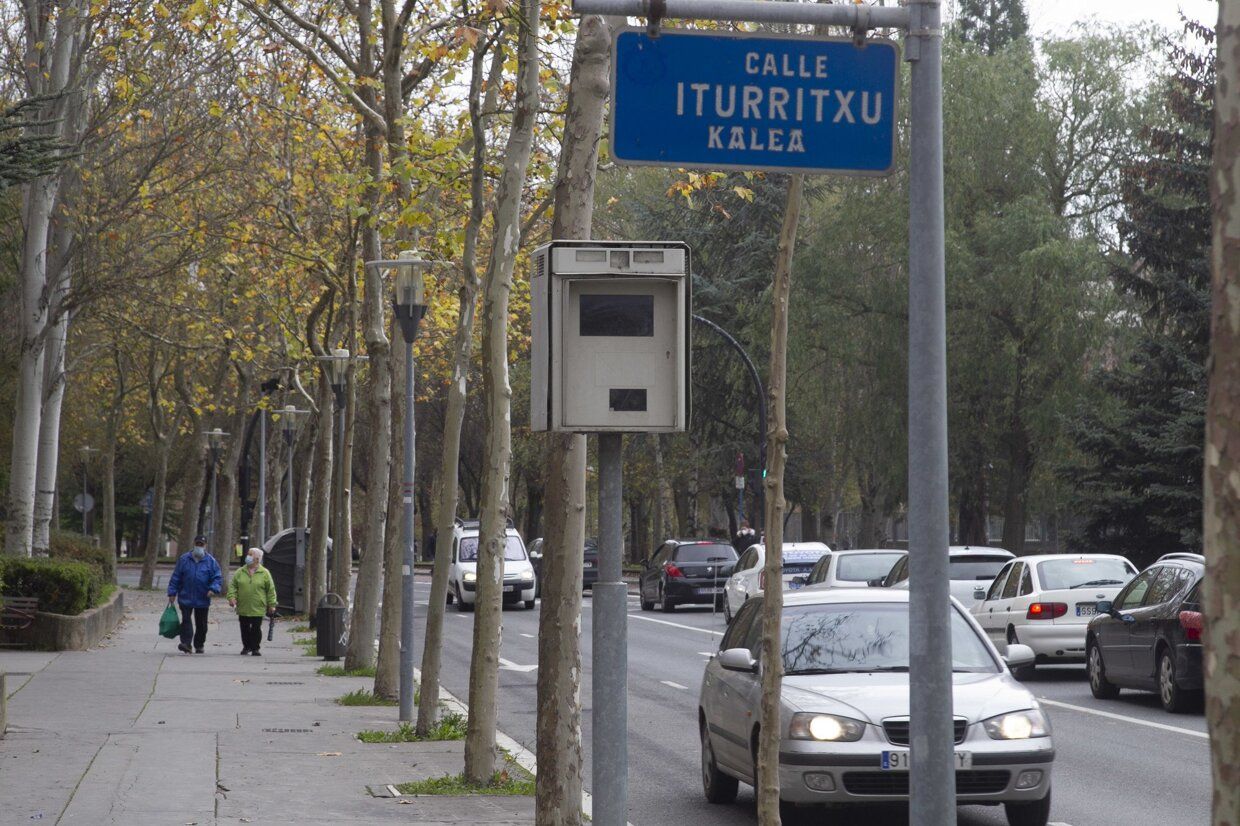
<box><xmin>226</xmin><ymin>547</ymin><xmax>278</xmax><ymax>656</ymax></box>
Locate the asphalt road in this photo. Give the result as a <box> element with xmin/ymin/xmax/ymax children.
<box><xmin>407</xmin><ymin>580</ymin><xmax>1212</xmax><ymax>826</ymax></box>
<box><xmin>126</xmin><ymin>566</ymin><xmax>1211</xmax><ymax>825</ymax></box>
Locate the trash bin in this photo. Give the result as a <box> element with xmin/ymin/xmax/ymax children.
<box><xmin>315</xmin><ymin>593</ymin><xmax>346</xmax><ymax>661</ymax></box>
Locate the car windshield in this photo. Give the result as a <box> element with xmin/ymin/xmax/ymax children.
<box><xmin>458</xmin><ymin>536</ymin><xmax>526</xmax><ymax>562</ymax></box>
<box><xmin>782</xmin><ymin>603</ymin><xmax>997</xmax><ymax>674</ymax></box>
<box><xmin>676</xmin><ymin>544</ymin><xmax>737</xmax><ymax>563</ymax></box>
<box><xmin>949</xmin><ymin>556</ymin><xmax>1010</xmax><ymax>581</ymax></box>
<box><xmin>1037</xmin><ymin>558</ymin><xmax>1133</xmax><ymax>590</ymax></box>
<box><xmin>835</xmin><ymin>553</ymin><xmax>904</xmax><ymax>582</ymax></box>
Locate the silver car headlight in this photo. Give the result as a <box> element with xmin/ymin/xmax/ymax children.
<box><xmin>520</xmin><ymin>571</ymin><xmax>535</xmax><ymax>582</ymax></box>
<box><xmin>463</xmin><ymin>571</ymin><xmax>477</xmax><ymax>583</ymax></box>
<box><xmin>982</xmin><ymin>709</ymin><xmax>1050</xmax><ymax>740</ymax></box>
<box><xmin>788</xmin><ymin>713</ymin><xmax>865</xmax><ymax>742</ymax></box>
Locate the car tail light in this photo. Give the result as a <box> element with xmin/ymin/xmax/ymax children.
<box><xmin>1026</xmin><ymin>602</ymin><xmax>1067</xmax><ymax>620</ymax></box>
<box><xmin>1179</xmin><ymin>610</ymin><xmax>1204</xmax><ymax>642</ymax></box>
<box><xmin>664</xmin><ymin>563</ymin><xmax>684</xmax><ymax>579</ymax></box>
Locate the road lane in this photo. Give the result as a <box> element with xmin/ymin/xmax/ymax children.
<box><xmin>411</xmin><ymin>582</ymin><xmax>1211</xmax><ymax>826</ymax></box>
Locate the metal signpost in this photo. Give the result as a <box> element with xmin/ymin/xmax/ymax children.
<box><xmin>572</xmin><ymin>2</ymin><xmax>953</xmax><ymax>824</ymax></box>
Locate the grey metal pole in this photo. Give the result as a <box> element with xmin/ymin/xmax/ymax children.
<box><xmin>593</xmin><ymin>433</ymin><xmax>627</xmax><ymax>826</ymax></box>
<box><xmin>207</xmin><ymin>458</ymin><xmax>218</xmax><ymax>556</ymax></box>
<box><xmin>285</xmin><ymin>430</ymin><xmax>295</xmax><ymax>530</ymax></box>
<box><xmin>399</xmin><ymin>338</ymin><xmax>417</xmax><ymax>722</ymax></box>
<box><xmin>334</xmin><ymin>402</ymin><xmax>346</xmax><ymax>596</ymax></box>
<box><xmin>258</xmin><ymin>413</ymin><xmax>267</xmax><ymax>548</ymax></box>
<box><xmin>906</xmin><ymin>1</ymin><xmax>955</xmax><ymax>824</ymax></box>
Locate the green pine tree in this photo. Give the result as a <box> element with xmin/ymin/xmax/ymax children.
<box><xmin>1065</xmin><ymin>22</ymin><xmax>1213</xmax><ymax>567</ymax></box>
<box><xmin>955</xmin><ymin>0</ymin><xmax>1030</xmax><ymax>55</ymax></box>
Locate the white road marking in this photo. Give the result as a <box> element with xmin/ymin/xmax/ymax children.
<box><xmin>699</xmin><ymin>651</ymin><xmax>715</xmax><ymax>657</ymax></box>
<box><xmin>1038</xmin><ymin>698</ymin><xmax>1209</xmax><ymax>739</ymax></box>
<box><xmin>499</xmin><ymin>657</ymin><xmax>538</xmax><ymax>673</ymax></box>
<box><xmin>520</xmin><ymin>633</ymin><xmax>535</xmax><ymax>639</ymax></box>
<box><xmin>661</xmin><ymin>680</ymin><xmax>689</xmax><ymax>691</ymax></box>
<box><xmin>628</xmin><ymin>613</ymin><xmax>724</xmax><ymax>637</ymax></box>
<box><xmin>416</xmin><ymin>667</ymin><xmax>632</xmax><ymax>826</ymax></box>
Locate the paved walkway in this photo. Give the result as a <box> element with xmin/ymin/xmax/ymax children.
<box><xmin>0</xmin><ymin>590</ymin><xmax>534</xmax><ymax>825</ymax></box>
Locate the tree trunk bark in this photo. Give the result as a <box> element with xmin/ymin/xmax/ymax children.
<box><xmin>308</xmin><ymin>378</ymin><xmax>334</xmax><ymax>622</ymax></box>
<box><xmin>757</xmin><ymin>174</ymin><xmax>803</xmax><ymax>826</ymax></box>
<box><xmin>533</xmin><ymin>12</ymin><xmax>611</xmax><ymax>820</ymax></box>
<box><xmin>32</xmin><ymin>267</ymin><xmax>69</xmax><ymax>553</ymax></box>
<box><xmin>1205</xmin><ymin>12</ymin><xmax>1240</xmax><ymax>819</ymax></box>
<box><xmin>464</xmin><ymin>0</ymin><xmax>540</xmax><ymax>784</ymax></box>
<box><xmin>213</xmin><ymin>399</ymin><xmax>251</xmax><ymax>591</ymax></box>
<box><xmin>177</xmin><ymin>434</ymin><xmax>207</xmax><ymax>559</ymax></box>
<box><xmin>1000</xmin><ymin>424</ymin><xmax>1032</xmax><ymax>554</ymax></box>
<box><xmin>375</xmin><ymin>344</ymin><xmax>406</xmax><ymax>697</ymax></box>
<box><xmin>140</xmin><ymin>434</ymin><xmax>172</xmax><ymax>589</ymax></box>
<box><xmin>415</xmin><ymin>30</ymin><xmax>496</xmax><ymax>733</ymax></box>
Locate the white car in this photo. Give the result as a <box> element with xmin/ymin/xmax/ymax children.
<box><xmin>801</xmin><ymin>549</ymin><xmax>906</xmax><ymax>590</ymax></box>
<box><xmin>698</xmin><ymin>588</ymin><xmax>1055</xmax><ymax>825</ymax></box>
<box><xmin>722</xmin><ymin>542</ymin><xmax>831</xmax><ymax>623</ymax></box>
<box><xmin>882</xmin><ymin>545</ymin><xmax>1015</xmax><ymax>606</ymax></box>
<box><xmin>446</xmin><ymin>518</ymin><xmax>537</xmax><ymax>611</ymax></box>
<box><xmin>971</xmin><ymin>553</ymin><xmax>1137</xmax><ymax>676</ymax></box>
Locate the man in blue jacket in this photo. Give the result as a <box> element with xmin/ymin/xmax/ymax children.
<box><xmin>168</xmin><ymin>535</ymin><xmax>224</xmax><ymax>654</ymax></box>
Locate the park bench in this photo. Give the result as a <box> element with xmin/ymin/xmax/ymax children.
<box><xmin>0</xmin><ymin>596</ymin><xmax>39</xmax><ymax>647</ymax></box>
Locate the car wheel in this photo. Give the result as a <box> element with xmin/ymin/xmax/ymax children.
<box><xmin>640</xmin><ymin>588</ymin><xmax>654</xmax><ymax>612</ymax></box>
<box><xmin>446</xmin><ymin>589</ymin><xmax>454</xmax><ymax>606</ymax></box>
<box><xmin>1004</xmin><ymin>788</ymin><xmax>1051</xmax><ymax>826</ymax></box>
<box><xmin>1158</xmin><ymin>648</ymin><xmax>1195</xmax><ymax>713</ymax></box>
<box><xmin>1087</xmin><ymin>640</ymin><xmax>1120</xmax><ymax>700</ymax></box>
<box><xmin>1007</xmin><ymin>628</ymin><xmax>1036</xmax><ymax>680</ymax></box>
<box><xmin>456</xmin><ymin>587</ymin><xmax>473</xmax><ymax>613</ymax></box>
<box><xmin>700</xmin><ymin>722</ymin><xmax>738</xmax><ymax>804</ymax></box>
<box><xmin>660</xmin><ymin>584</ymin><xmax>676</xmax><ymax>613</ymax></box>
<box><xmin>524</xmin><ymin>599</ymin><xmax>536</xmax><ymax>610</ymax></box>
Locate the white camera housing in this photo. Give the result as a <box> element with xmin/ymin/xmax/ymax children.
<box><xmin>530</xmin><ymin>240</ymin><xmax>691</xmax><ymax>433</ymax></box>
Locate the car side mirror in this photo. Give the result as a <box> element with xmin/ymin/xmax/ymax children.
<box><xmin>974</xmin><ymin>587</ymin><xmax>987</xmax><ymax>601</ymax></box>
<box><xmin>1096</xmin><ymin>600</ymin><xmax>1113</xmax><ymax>616</ymax></box>
<box><xmin>791</xmin><ymin>575</ymin><xmax>808</xmax><ymax>586</ymax></box>
<box><xmin>1003</xmin><ymin>643</ymin><xmax>1035</xmax><ymax>670</ymax></box>
<box><xmin>718</xmin><ymin>648</ymin><xmax>758</xmax><ymax>673</ymax></box>
<box><xmin>867</xmin><ymin>577</ymin><xmax>884</xmax><ymax>587</ymax></box>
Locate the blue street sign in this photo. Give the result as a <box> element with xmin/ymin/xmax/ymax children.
<box><xmin>611</xmin><ymin>29</ymin><xmax>899</xmax><ymax>176</ymax></box>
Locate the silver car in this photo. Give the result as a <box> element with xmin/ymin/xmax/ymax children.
<box><xmin>698</xmin><ymin>588</ymin><xmax>1054</xmax><ymax>826</ymax></box>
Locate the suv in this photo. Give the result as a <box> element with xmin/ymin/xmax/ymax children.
<box><xmin>880</xmin><ymin>546</ymin><xmax>1014</xmax><ymax>605</ymax></box>
<box><xmin>446</xmin><ymin>518</ymin><xmax>536</xmax><ymax>611</ymax></box>
<box><xmin>1085</xmin><ymin>553</ymin><xmax>1206</xmax><ymax>712</ymax></box>
<box><xmin>802</xmin><ymin>549</ymin><xmax>905</xmax><ymax>590</ymax></box>
<box><xmin>639</xmin><ymin>539</ymin><xmax>737</xmax><ymax>612</ymax></box>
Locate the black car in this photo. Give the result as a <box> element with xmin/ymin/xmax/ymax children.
<box><xmin>1085</xmin><ymin>552</ymin><xmax>1205</xmax><ymax>713</ymax></box>
<box><xmin>527</xmin><ymin>537</ymin><xmax>600</xmax><ymax>598</ymax></box>
<box><xmin>639</xmin><ymin>539</ymin><xmax>737</xmax><ymax>612</ymax></box>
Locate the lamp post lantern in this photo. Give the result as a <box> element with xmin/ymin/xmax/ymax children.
<box><xmin>204</xmin><ymin>429</ymin><xmax>229</xmax><ymax>559</ymax></box>
<box><xmin>367</xmin><ymin>249</ymin><xmax>434</xmax><ymax>723</ymax></box>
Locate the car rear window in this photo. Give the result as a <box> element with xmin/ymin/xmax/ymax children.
<box><xmin>458</xmin><ymin>535</ymin><xmax>526</xmax><ymax>562</ymax></box>
<box><xmin>835</xmin><ymin>552</ymin><xmax>904</xmax><ymax>582</ymax></box>
<box><xmin>949</xmin><ymin>556</ymin><xmax>1010</xmax><ymax>581</ymax></box>
<box><xmin>1036</xmin><ymin>558</ymin><xmax>1134</xmax><ymax>590</ymax></box>
<box><xmin>675</xmin><ymin>544</ymin><xmax>737</xmax><ymax>563</ymax></box>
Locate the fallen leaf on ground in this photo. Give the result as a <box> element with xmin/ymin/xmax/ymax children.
<box><xmin>316</xmin><ymin>751</ymin><xmax>342</xmax><ymax>757</ymax></box>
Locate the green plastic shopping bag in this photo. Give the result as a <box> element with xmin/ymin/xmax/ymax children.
<box><xmin>159</xmin><ymin>604</ymin><xmax>180</xmax><ymax>638</ymax></box>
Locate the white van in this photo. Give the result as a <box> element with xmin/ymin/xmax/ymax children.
<box><xmin>447</xmin><ymin>518</ymin><xmax>536</xmax><ymax>611</ymax></box>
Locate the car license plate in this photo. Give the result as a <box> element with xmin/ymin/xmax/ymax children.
<box><xmin>880</xmin><ymin>751</ymin><xmax>972</xmax><ymax>771</ymax></box>
<box><xmin>698</xmin><ymin>587</ymin><xmax>721</xmax><ymax>596</ymax></box>
<box><xmin>1076</xmin><ymin>603</ymin><xmax>1098</xmax><ymax>617</ymax></box>
<box><xmin>583</xmin><ymin>561</ymin><xmax>594</xmax><ymax>568</ymax></box>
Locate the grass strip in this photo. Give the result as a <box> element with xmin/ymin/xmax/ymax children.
<box><xmin>394</xmin><ymin>763</ymin><xmax>534</xmax><ymax>797</ymax></box>
<box><xmin>357</xmin><ymin>713</ymin><xmax>467</xmax><ymax>743</ymax></box>
<box><xmin>317</xmin><ymin>664</ymin><xmax>377</xmax><ymax>678</ymax></box>
<box><xmin>336</xmin><ymin>688</ymin><xmax>398</xmax><ymax>706</ymax></box>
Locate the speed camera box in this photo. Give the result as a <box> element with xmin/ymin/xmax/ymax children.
<box><xmin>530</xmin><ymin>240</ymin><xmax>691</xmax><ymax>433</ymax></box>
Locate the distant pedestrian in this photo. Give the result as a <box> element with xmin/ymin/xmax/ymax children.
<box><xmin>227</xmin><ymin>547</ymin><xmax>278</xmax><ymax>656</ymax></box>
<box><xmin>167</xmin><ymin>536</ymin><xmax>223</xmax><ymax>654</ymax></box>
<box><xmin>733</xmin><ymin>520</ymin><xmax>757</xmax><ymax>554</ymax></box>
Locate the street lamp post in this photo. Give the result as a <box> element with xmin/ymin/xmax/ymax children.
<box><xmin>79</xmin><ymin>446</ymin><xmax>98</xmax><ymax>536</ymax></box>
<box><xmin>205</xmin><ymin>428</ymin><xmax>229</xmax><ymax>559</ymax></box>
<box><xmin>366</xmin><ymin>250</ymin><xmax>433</xmax><ymax>724</ymax></box>
<box><xmin>279</xmin><ymin>405</ymin><xmax>309</xmax><ymax>529</ymax></box>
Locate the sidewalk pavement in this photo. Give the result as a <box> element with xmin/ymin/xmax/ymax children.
<box><xmin>0</xmin><ymin>590</ymin><xmax>535</xmax><ymax>825</ymax></box>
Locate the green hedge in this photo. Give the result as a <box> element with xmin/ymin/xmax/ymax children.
<box><xmin>0</xmin><ymin>558</ymin><xmax>101</xmax><ymax>616</ymax></box>
<box><xmin>49</xmin><ymin>532</ymin><xmax>115</xmax><ymax>583</ymax></box>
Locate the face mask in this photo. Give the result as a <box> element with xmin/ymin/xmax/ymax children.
<box><xmin>245</xmin><ymin>555</ymin><xmax>256</xmax><ymax>566</ymax></box>
<box><xmin>192</xmin><ymin>546</ymin><xmax>206</xmax><ymax>559</ymax></box>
